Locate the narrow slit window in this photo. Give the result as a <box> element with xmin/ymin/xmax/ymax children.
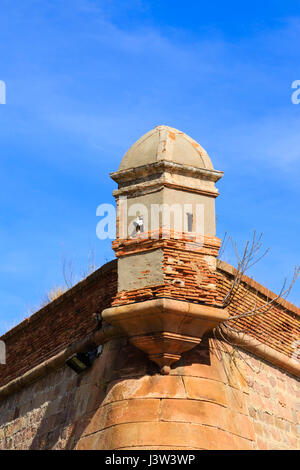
<box><xmin>187</xmin><ymin>213</ymin><xmax>193</xmax><ymax>232</ymax></box>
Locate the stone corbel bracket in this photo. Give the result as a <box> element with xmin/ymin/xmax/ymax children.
<box><xmin>102</xmin><ymin>298</ymin><xmax>228</xmax><ymax>374</ymax></box>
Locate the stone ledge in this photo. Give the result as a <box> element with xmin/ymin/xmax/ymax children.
<box><xmin>102</xmin><ymin>298</ymin><xmax>228</xmax><ymax>374</ymax></box>
<box><xmin>111</xmin><ymin>160</ymin><xmax>223</xmax><ymax>184</ymax></box>
<box><xmin>217</xmin><ymin>328</ymin><xmax>300</xmax><ymax>379</ymax></box>
<box><xmin>0</xmin><ymin>325</ymin><xmax>119</xmax><ymax>400</ymax></box>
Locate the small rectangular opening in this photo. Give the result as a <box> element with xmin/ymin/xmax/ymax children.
<box><xmin>186</xmin><ymin>213</ymin><xmax>193</xmax><ymax>232</ymax></box>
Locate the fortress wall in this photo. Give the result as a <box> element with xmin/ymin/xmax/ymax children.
<box><xmin>0</xmin><ymin>335</ymin><xmax>298</xmax><ymax>450</ymax></box>
<box><xmin>0</xmin><ymin>260</ymin><xmax>117</xmax><ymax>388</ymax></box>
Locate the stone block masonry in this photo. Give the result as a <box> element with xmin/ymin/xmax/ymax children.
<box><xmin>0</xmin><ymin>335</ymin><xmax>299</xmax><ymax>450</ymax></box>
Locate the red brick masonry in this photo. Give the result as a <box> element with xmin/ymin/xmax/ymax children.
<box><xmin>218</xmin><ymin>261</ymin><xmax>300</xmax><ymax>359</ymax></box>
<box><xmin>1</xmin><ymin>255</ymin><xmax>299</xmax><ymax>388</ymax></box>
<box><xmin>0</xmin><ymin>260</ymin><xmax>117</xmax><ymax>388</ymax></box>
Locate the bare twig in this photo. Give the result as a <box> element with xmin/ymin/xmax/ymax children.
<box><xmin>222</xmin><ymin>231</ymin><xmax>269</xmax><ymax>308</ymax></box>
<box><xmin>218</xmin><ymin>231</ymin><xmax>229</xmax><ymax>260</ymax></box>
<box><xmin>82</xmin><ymin>247</ymin><xmax>97</xmax><ymax>278</ymax></box>
<box><xmin>62</xmin><ymin>254</ymin><xmax>75</xmax><ymax>289</ymax></box>
<box><xmin>216</xmin><ymin>230</ymin><xmax>299</xmax><ymax>377</ymax></box>
<box><xmin>224</xmin><ymin>266</ymin><xmax>300</xmax><ymax>323</ymax></box>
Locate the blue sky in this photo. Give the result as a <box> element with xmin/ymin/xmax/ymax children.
<box><xmin>0</xmin><ymin>0</ymin><xmax>300</xmax><ymax>334</ymax></box>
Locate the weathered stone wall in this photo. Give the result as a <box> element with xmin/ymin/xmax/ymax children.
<box><xmin>237</xmin><ymin>348</ymin><xmax>300</xmax><ymax>450</ymax></box>
<box><xmin>0</xmin><ymin>336</ymin><xmax>298</xmax><ymax>450</ymax></box>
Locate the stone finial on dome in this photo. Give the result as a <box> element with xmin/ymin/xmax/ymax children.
<box><xmin>118</xmin><ymin>125</ymin><xmax>214</xmax><ymax>171</ymax></box>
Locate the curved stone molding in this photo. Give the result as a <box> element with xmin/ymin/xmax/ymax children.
<box><xmin>102</xmin><ymin>298</ymin><xmax>228</xmax><ymax>374</ymax></box>
<box><xmin>218</xmin><ymin>328</ymin><xmax>300</xmax><ymax>378</ymax></box>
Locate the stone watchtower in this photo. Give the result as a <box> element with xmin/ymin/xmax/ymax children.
<box><xmin>103</xmin><ymin>125</ymin><xmax>228</xmax><ymax>374</ymax></box>
<box><xmin>1</xmin><ymin>125</ymin><xmax>299</xmax><ymax>451</ymax></box>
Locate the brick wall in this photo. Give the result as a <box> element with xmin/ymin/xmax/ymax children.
<box><xmin>217</xmin><ymin>261</ymin><xmax>300</xmax><ymax>359</ymax></box>
<box><xmin>113</xmin><ymin>234</ymin><xmax>223</xmax><ymax>307</ymax></box>
<box><xmin>0</xmin><ymin>260</ymin><xmax>117</xmax><ymax>388</ymax></box>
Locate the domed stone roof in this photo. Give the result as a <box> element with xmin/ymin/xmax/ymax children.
<box><xmin>118</xmin><ymin>125</ymin><xmax>214</xmax><ymax>171</ymax></box>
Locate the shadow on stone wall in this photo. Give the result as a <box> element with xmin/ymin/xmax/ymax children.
<box><xmin>27</xmin><ymin>338</ymin><xmax>213</xmax><ymax>450</ymax></box>
<box><xmin>28</xmin><ymin>338</ymin><xmax>156</xmax><ymax>450</ymax></box>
